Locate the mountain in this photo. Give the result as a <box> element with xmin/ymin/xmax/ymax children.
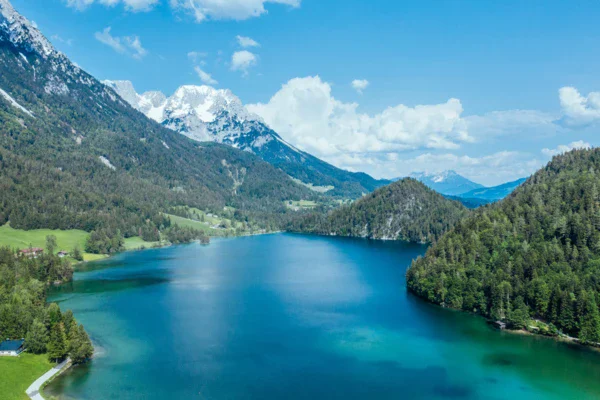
<box><xmin>288</xmin><ymin>178</ymin><xmax>468</xmax><ymax>243</ymax></box>
<box><xmin>105</xmin><ymin>80</ymin><xmax>390</xmax><ymax>198</ymax></box>
<box><xmin>407</xmin><ymin>148</ymin><xmax>600</xmax><ymax>343</ymax></box>
<box><xmin>444</xmin><ymin>195</ymin><xmax>493</xmax><ymax>209</ymax></box>
<box><xmin>458</xmin><ymin>178</ymin><xmax>527</xmax><ymax>201</ymax></box>
<box><xmin>406</xmin><ymin>170</ymin><xmax>484</xmax><ymax>196</ymax></box>
<box><xmin>0</xmin><ymin>0</ymin><xmax>315</xmax><ymax>246</ymax></box>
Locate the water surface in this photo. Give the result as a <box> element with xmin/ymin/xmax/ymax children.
<box><xmin>47</xmin><ymin>234</ymin><xmax>600</xmax><ymax>399</ymax></box>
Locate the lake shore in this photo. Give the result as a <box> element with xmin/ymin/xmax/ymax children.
<box><xmin>27</xmin><ymin>358</ymin><xmax>70</xmax><ymax>400</ymax></box>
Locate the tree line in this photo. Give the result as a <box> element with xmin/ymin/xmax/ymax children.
<box><xmin>287</xmin><ymin>179</ymin><xmax>468</xmax><ymax>243</ymax></box>
<box><xmin>407</xmin><ymin>148</ymin><xmax>600</xmax><ymax>344</ymax></box>
<box><xmin>0</xmin><ymin>237</ymin><xmax>93</xmax><ymax>364</ymax></box>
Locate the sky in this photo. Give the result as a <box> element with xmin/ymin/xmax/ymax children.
<box><xmin>11</xmin><ymin>0</ymin><xmax>600</xmax><ymax>186</ymax></box>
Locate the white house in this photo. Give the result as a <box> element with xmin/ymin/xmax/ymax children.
<box><xmin>0</xmin><ymin>339</ymin><xmax>25</xmax><ymax>356</ymax></box>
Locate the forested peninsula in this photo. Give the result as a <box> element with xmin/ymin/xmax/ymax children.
<box><xmin>288</xmin><ymin>178</ymin><xmax>468</xmax><ymax>243</ymax></box>
<box><xmin>407</xmin><ymin>148</ymin><xmax>600</xmax><ymax>344</ymax></box>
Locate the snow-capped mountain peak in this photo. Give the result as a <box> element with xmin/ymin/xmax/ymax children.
<box><xmin>104</xmin><ymin>79</ymin><xmax>298</xmax><ymax>156</ymax></box>
<box><xmin>408</xmin><ymin>170</ymin><xmax>484</xmax><ymax>196</ymax></box>
<box><xmin>0</xmin><ymin>0</ymin><xmax>55</xmax><ymax>58</ymax></box>
<box><xmin>410</xmin><ymin>170</ymin><xmax>460</xmax><ymax>183</ymax></box>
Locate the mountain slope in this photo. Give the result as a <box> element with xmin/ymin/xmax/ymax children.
<box><xmin>406</xmin><ymin>170</ymin><xmax>484</xmax><ymax>196</ymax></box>
<box><xmin>0</xmin><ymin>0</ymin><xmax>314</xmax><ymax>239</ymax></box>
<box><xmin>407</xmin><ymin>148</ymin><xmax>600</xmax><ymax>343</ymax></box>
<box><xmin>458</xmin><ymin>178</ymin><xmax>527</xmax><ymax>201</ymax></box>
<box><xmin>105</xmin><ymin>80</ymin><xmax>390</xmax><ymax>198</ymax></box>
<box><xmin>288</xmin><ymin>178</ymin><xmax>468</xmax><ymax>243</ymax></box>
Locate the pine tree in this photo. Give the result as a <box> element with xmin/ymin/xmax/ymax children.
<box><xmin>578</xmin><ymin>292</ymin><xmax>600</xmax><ymax>344</ymax></box>
<box><xmin>46</xmin><ymin>235</ymin><xmax>57</xmax><ymax>255</ymax></box>
<box><xmin>47</xmin><ymin>322</ymin><xmax>68</xmax><ymax>363</ymax></box>
<box><xmin>46</xmin><ymin>303</ymin><xmax>62</xmax><ymax>328</ymax></box>
<box><xmin>69</xmin><ymin>324</ymin><xmax>94</xmax><ymax>364</ymax></box>
<box><xmin>25</xmin><ymin>319</ymin><xmax>48</xmax><ymax>354</ymax></box>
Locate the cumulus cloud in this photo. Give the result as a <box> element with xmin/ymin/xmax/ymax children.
<box><xmin>236</xmin><ymin>35</ymin><xmax>260</xmax><ymax>48</ymax></box>
<box><xmin>391</xmin><ymin>151</ymin><xmax>541</xmax><ymax>186</ymax></box>
<box><xmin>559</xmin><ymin>87</ymin><xmax>600</xmax><ymax>127</ymax></box>
<box><xmin>65</xmin><ymin>0</ymin><xmax>158</xmax><ymax>11</ymax></box>
<box><xmin>541</xmin><ymin>140</ymin><xmax>591</xmax><ymax>157</ymax></box>
<box><xmin>51</xmin><ymin>35</ymin><xmax>73</xmax><ymax>46</ymax></box>
<box><xmin>231</xmin><ymin>50</ymin><xmax>258</xmax><ymax>75</ymax></box>
<box><xmin>465</xmin><ymin>109</ymin><xmax>559</xmax><ymax>138</ymax></box>
<box><xmin>351</xmin><ymin>79</ymin><xmax>369</xmax><ymax>94</ymax></box>
<box><xmin>95</xmin><ymin>27</ymin><xmax>148</xmax><ymax>59</ymax></box>
<box><xmin>247</xmin><ymin>76</ymin><xmax>471</xmax><ymax>160</ymax></box>
<box><xmin>170</xmin><ymin>0</ymin><xmax>300</xmax><ymax>22</ymax></box>
<box><xmin>194</xmin><ymin>66</ymin><xmax>218</xmax><ymax>85</ymax></box>
<box><xmin>187</xmin><ymin>51</ymin><xmax>208</xmax><ymax>65</ymax></box>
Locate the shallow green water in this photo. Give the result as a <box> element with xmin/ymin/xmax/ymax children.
<box><xmin>46</xmin><ymin>234</ymin><xmax>600</xmax><ymax>399</ymax></box>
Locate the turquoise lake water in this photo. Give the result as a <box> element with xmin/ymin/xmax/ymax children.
<box><xmin>46</xmin><ymin>233</ymin><xmax>600</xmax><ymax>399</ymax></box>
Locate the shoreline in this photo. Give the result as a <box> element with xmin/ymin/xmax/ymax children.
<box><xmin>74</xmin><ymin>229</ymin><xmax>284</xmax><ymax>268</ymax></box>
<box><xmin>503</xmin><ymin>325</ymin><xmax>600</xmax><ymax>352</ymax></box>
<box><xmin>406</xmin><ymin>289</ymin><xmax>600</xmax><ymax>352</ymax></box>
<box><xmin>26</xmin><ymin>358</ymin><xmax>71</xmax><ymax>400</ymax></box>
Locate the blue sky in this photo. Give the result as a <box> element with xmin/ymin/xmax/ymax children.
<box><xmin>12</xmin><ymin>0</ymin><xmax>600</xmax><ymax>185</ymax></box>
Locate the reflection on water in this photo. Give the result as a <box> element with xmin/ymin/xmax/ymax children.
<box><xmin>46</xmin><ymin>234</ymin><xmax>600</xmax><ymax>400</ymax></box>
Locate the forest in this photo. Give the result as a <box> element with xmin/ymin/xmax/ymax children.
<box><xmin>407</xmin><ymin>148</ymin><xmax>600</xmax><ymax>344</ymax></box>
<box><xmin>0</xmin><ymin>237</ymin><xmax>93</xmax><ymax>364</ymax></box>
<box><xmin>0</xmin><ymin>40</ymin><xmax>316</xmax><ymax>253</ymax></box>
<box><xmin>288</xmin><ymin>178</ymin><xmax>468</xmax><ymax>243</ymax></box>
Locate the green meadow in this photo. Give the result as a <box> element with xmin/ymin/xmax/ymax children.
<box><xmin>0</xmin><ymin>353</ymin><xmax>53</xmax><ymax>400</ymax></box>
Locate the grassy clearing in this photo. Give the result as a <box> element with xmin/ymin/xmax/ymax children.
<box><xmin>285</xmin><ymin>200</ymin><xmax>318</xmax><ymax>210</ymax></box>
<box><xmin>0</xmin><ymin>353</ymin><xmax>53</xmax><ymax>400</ymax></box>
<box><xmin>0</xmin><ymin>224</ymin><xmax>156</xmax><ymax>262</ymax></box>
<box><xmin>0</xmin><ymin>223</ymin><xmax>88</xmax><ymax>253</ymax></box>
<box><xmin>165</xmin><ymin>214</ymin><xmax>220</xmax><ymax>235</ymax></box>
<box><xmin>123</xmin><ymin>236</ymin><xmax>162</xmax><ymax>251</ymax></box>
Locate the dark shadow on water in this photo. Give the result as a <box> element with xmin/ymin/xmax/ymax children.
<box><xmin>482</xmin><ymin>353</ymin><xmax>518</xmax><ymax>367</ymax></box>
<box><xmin>50</xmin><ymin>276</ymin><xmax>170</xmax><ymax>297</ymax></box>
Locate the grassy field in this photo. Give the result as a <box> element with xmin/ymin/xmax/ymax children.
<box><xmin>123</xmin><ymin>236</ymin><xmax>162</xmax><ymax>250</ymax></box>
<box><xmin>0</xmin><ymin>223</ymin><xmax>88</xmax><ymax>253</ymax></box>
<box><xmin>0</xmin><ymin>353</ymin><xmax>53</xmax><ymax>400</ymax></box>
<box><xmin>0</xmin><ymin>224</ymin><xmax>159</xmax><ymax>262</ymax></box>
<box><xmin>285</xmin><ymin>200</ymin><xmax>319</xmax><ymax>210</ymax></box>
<box><xmin>165</xmin><ymin>214</ymin><xmax>220</xmax><ymax>235</ymax></box>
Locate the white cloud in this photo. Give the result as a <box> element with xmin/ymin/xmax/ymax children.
<box><xmin>51</xmin><ymin>35</ymin><xmax>73</xmax><ymax>46</ymax></box>
<box><xmin>559</xmin><ymin>87</ymin><xmax>600</xmax><ymax>127</ymax></box>
<box><xmin>187</xmin><ymin>51</ymin><xmax>208</xmax><ymax>63</ymax></box>
<box><xmin>65</xmin><ymin>0</ymin><xmax>158</xmax><ymax>11</ymax></box>
<box><xmin>94</xmin><ymin>27</ymin><xmax>147</xmax><ymax>59</ymax></box>
<box><xmin>247</xmin><ymin>76</ymin><xmax>471</xmax><ymax>160</ymax></box>
<box><xmin>231</xmin><ymin>50</ymin><xmax>258</xmax><ymax>75</ymax></box>
<box><xmin>170</xmin><ymin>0</ymin><xmax>300</xmax><ymax>22</ymax></box>
<box><xmin>396</xmin><ymin>152</ymin><xmax>541</xmax><ymax>185</ymax></box>
<box><xmin>465</xmin><ymin>109</ymin><xmax>558</xmax><ymax>138</ymax></box>
<box><xmin>542</xmin><ymin>140</ymin><xmax>591</xmax><ymax>157</ymax></box>
<box><xmin>236</xmin><ymin>35</ymin><xmax>260</xmax><ymax>48</ymax></box>
<box><xmin>194</xmin><ymin>66</ymin><xmax>218</xmax><ymax>85</ymax></box>
<box><xmin>351</xmin><ymin>79</ymin><xmax>369</xmax><ymax>94</ymax></box>
<box><xmin>124</xmin><ymin>36</ymin><xmax>147</xmax><ymax>59</ymax></box>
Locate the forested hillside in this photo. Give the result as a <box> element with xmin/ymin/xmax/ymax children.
<box><xmin>0</xmin><ymin>241</ymin><xmax>93</xmax><ymax>364</ymax></box>
<box><xmin>0</xmin><ymin>0</ymin><xmax>316</xmax><ymax>248</ymax></box>
<box><xmin>288</xmin><ymin>178</ymin><xmax>468</xmax><ymax>243</ymax></box>
<box><xmin>407</xmin><ymin>148</ymin><xmax>600</xmax><ymax>344</ymax></box>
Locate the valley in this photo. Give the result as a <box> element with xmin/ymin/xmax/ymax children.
<box><xmin>1</xmin><ymin>0</ymin><xmax>600</xmax><ymax>399</ymax></box>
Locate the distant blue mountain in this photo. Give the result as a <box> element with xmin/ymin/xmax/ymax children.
<box><xmin>405</xmin><ymin>170</ymin><xmax>484</xmax><ymax>196</ymax></box>
<box><xmin>459</xmin><ymin>178</ymin><xmax>527</xmax><ymax>201</ymax></box>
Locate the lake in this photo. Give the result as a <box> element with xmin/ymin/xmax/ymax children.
<box><xmin>46</xmin><ymin>233</ymin><xmax>600</xmax><ymax>399</ymax></box>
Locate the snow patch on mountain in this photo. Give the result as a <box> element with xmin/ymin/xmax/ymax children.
<box><xmin>0</xmin><ymin>0</ymin><xmax>54</xmax><ymax>57</ymax></box>
<box><xmin>99</xmin><ymin>156</ymin><xmax>116</xmax><ymax>170</ymax></box>
<box><xmin>103</xmin><ymin>79</ymin><xmax>303</xmax><ymax>157</ymax></box>
<box><xmin>0</xmin><ymin>87</ymin><xmax>34</xmax><ymax>117</ymax></box>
